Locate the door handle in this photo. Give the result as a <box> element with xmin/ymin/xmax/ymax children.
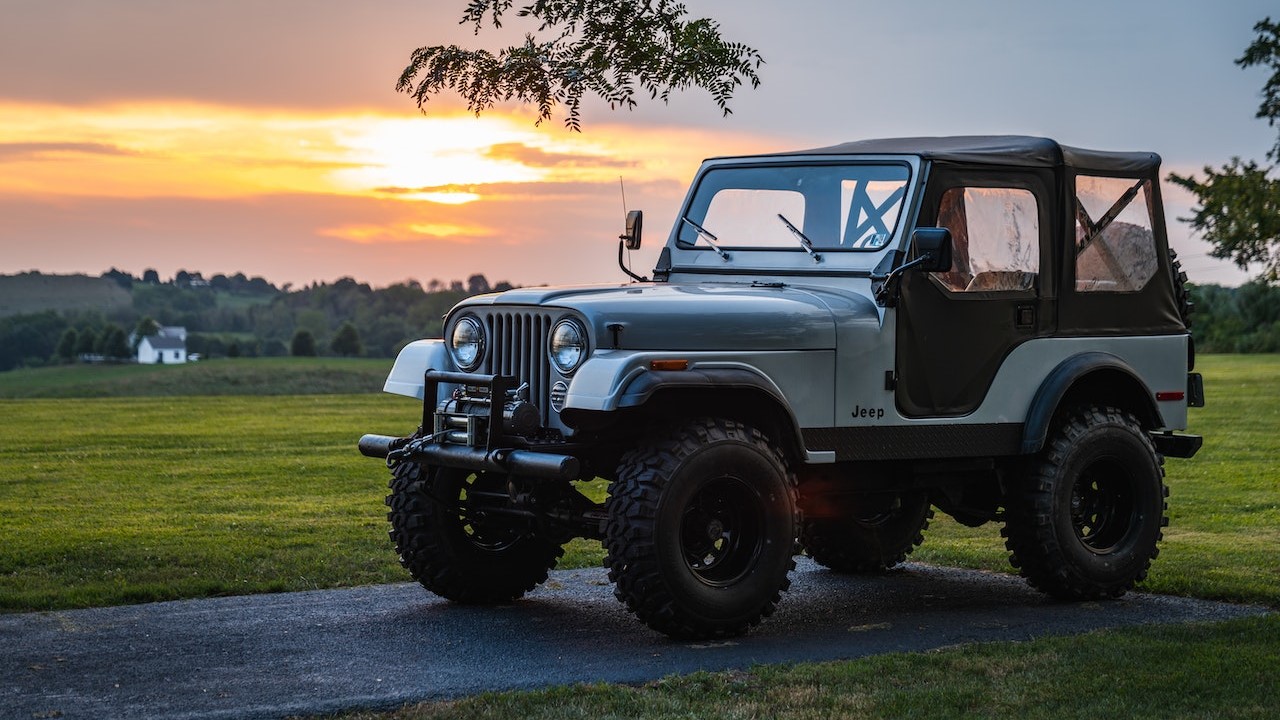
<box><xmin>1016</xmin><ymin>304</ymin><xmax>1036</xmax><ymax>329</ymax></box>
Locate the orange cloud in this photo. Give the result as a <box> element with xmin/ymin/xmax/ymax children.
<box><xmin>484</xmin><ymin>142</ymin><xmax>637</xmax><ymax>169</ymax></box>
<box><xmin>322</xmin><ymin>221</ymin><xmax>493</xmax><ymax>244</ymax></box>
<box><xmin>0</xmin><ymin>141</ymin><xmax>141</xmax><ymax>160</ymax></box>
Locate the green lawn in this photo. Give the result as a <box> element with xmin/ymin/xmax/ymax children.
<box><xmin>0</xmin><ymin>355</ymin><xmax>1275</xmax><ymax>611</ymax></box>
<box><xmin>0</xmin><ymin>391</ymin><xmax>604</xmax><ymax>610</ymax></box>
<box><xmin>0</xmin><ymin>394</ymin><xmax>408</xmax><ymax>609</ymax></box>
<box><xmin>0</xmin><ymin>357</ymin><xmax>392</xmax><ymax>398</ymax></box>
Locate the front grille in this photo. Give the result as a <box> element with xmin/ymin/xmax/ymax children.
<box><xmin>481</xmin><ymin>310</ymin><xmax>553</xmax><ymax>425</ymax></box>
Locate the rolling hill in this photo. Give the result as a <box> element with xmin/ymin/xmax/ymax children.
<box><xmin>0</xmin><ymin>273</ymin><xmax>132</xmax><ymax>317</ymax></box>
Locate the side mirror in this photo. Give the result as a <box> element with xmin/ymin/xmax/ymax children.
<box><xmin>872</xmin><ymin>228</ymin><xmax>954</xmax><ymax>307</ymax></box>
<box><xmin>621</xmin><ymin>210</ymin><xmax>643</xmax><ymax>250</ymax></box>
<box><xmin>911</xmin><ymin>227</ymin><xmax>952</xmax><ymax>273</ymax></box>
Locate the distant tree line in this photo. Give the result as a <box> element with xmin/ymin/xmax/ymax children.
<box><xmin>4</xmin><ymin>269</ymin><xmax>1280</xmax><ymax>372</ymax></box>
<box><xmin>103</xmin><ymin>266</ymin><xmax>281</xmax><ymax>293</ymax></box>
<box><xmin>1190</xmin><ymin>282</ymin><xmax>1280</xmax><ymax>352</ymax></box>
<box><xmin>0</xmin><ymin>311</ymin><xmax>135</xmax><ymax>371</ymax></box>
<box><xmin>0</xmin><ymin>269</ymin><xmax>512</xmax><ymax>372</ymax></box>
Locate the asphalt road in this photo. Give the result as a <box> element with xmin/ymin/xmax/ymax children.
<box><xmin>2</xmin><ymin>559</ymin><xmax>1267</xmax><ymax>720</ymax></box>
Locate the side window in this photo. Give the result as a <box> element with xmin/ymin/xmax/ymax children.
<box><xmin>1075</xmin><ymin>176</ymin><xmax>1156</xmax><ymax>292</ymax></box>
<box><xmin>932</xmin><ymin>187</ymin><xmax>1039</xmax><ymax>292</ymax></box>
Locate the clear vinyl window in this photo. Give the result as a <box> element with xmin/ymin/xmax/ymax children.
<box><xmin>932</xmin><ymin>186</ymin><xmax>1040</xmax><ymax>292</ymax></box>
<box><xmin>1074</xmin><ymin>176</ymin><xmax>1156</xmax><ymax>292</ymax></box>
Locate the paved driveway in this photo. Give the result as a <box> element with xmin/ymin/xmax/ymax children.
<box><xmin>2</xmin><ymin>559</ymin><xmax>1266</xmax><ymax>719</ymax></box>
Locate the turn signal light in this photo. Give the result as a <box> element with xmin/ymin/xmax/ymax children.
<box><xmin>650</xmin><ymin>359</ymin><xmax>689</xmax><ymax>371</ymax></box>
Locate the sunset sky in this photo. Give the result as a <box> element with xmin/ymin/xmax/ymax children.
<box><xmin>1</xmin><ymin>0</ymin><xmax>1276</xmax><ymax>288</ymax></box>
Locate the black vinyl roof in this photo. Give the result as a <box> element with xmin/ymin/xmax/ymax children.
<box><xmin>772</xmin><ymin>135</ymin><xmax>1160</xmax><ymax>175</ymax></box>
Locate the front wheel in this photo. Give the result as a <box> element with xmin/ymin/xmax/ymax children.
<box><xmin>385</xmin><ymin>461</ymin><xmax>563</xmax><ymax>604</ymax></box>
<box><xmin>605</xmin><ymin>419</ymin><xmax>798</xmax><ymax>640</ymax></box>
<box><xmin>1001</xmin><ymin>406</ymin><xmax>1168</xmax><ymax>600</ymax></box>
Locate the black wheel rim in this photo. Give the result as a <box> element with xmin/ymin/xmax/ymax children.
<box><xmin>679</xmin><ymin>475</ymin><xmax>765</xmax><ymax>586</ymax></box>
<box><xmin>1069</xmin><ymin>457</ymin><xmax>1138</xmax><ymax>553</ymax></box>
<box><xmin>455</xmin><ymin>472</ymin><xmax>523</xmax><ymax>552</ymax></box>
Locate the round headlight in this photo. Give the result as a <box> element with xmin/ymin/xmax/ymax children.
<box><xmin>450</xmin><ymin>316</ymin><xmax>485</xmax><ymax>371</ymax></box>
<box><xmin>549</xmin><ymin>319</ymin><xmax>587</xmax><ymax>375</ymax></box>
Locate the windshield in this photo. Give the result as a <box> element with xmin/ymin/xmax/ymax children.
<box><xmin>679</xmin><ymin>164</ymin><xmax>910</xmax><ymax>251</ymax></box>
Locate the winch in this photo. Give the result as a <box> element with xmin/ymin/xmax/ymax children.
<box><xmin>435</xmin><ymin>381</ymin><xmax>540</xmax><ymax>446</ymax></box>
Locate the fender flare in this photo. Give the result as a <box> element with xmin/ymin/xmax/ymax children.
<box><xmin>1021</xmin><ymin>352</ymin><xmax>1161</xmax><ymax>454</ymax></box>
<box><xmin>618</xmin><ymin>367</ymin><xmax>807</xmax><ymax>457</ymax></box>
<box><xmin>383</xmin><ymin>339</ymin><xmax>454</xmax><ymax>400</ymax></box>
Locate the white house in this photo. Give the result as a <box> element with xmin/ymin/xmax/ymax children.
<box><xmin>137</xmin><ymin>329</ymin><xmax>187</xmax><ymax>364</ymax></box>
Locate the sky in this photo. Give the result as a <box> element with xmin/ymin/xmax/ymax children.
<box><xmin>0</xmin><ymin>0</ymin><xmax>1276</xmax><ymax>289</ymax></box>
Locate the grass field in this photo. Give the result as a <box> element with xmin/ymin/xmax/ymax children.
<box><xmin>0</xmin><ymin>355</ymin><xmax>1276</xmax><ymax>716</ymax></box>
<box><xmin>0</xmin><ymin>355</ymin><xmax>1275</xmax><ymax>611</ymax></box>
<box><xmin>0</xmin><ymin>382</ymin><xmax>602</xmax><ymax>610</ymax></box>
<box><xmin>0</xmin><ymin>357</ymin><xmax>393</xmax><ymax>399</ymax></box>
<box><xmin>0</xmin><ymin>394</ymin><xmax>410</xmax><ymax>609</ymax></box>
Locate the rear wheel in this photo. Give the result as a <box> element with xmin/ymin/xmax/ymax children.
<box><xmin>1002</xmin><ymin>406</ymin><xmax>1167</xmax><ymax>600</ymax></box>
<box><xmin>385</xmin><ymin>461</ymin><xmax>563</xmax><ymax>603</ymax></box>
<box><xmin>802</xmin><ymin>491</ymin><xmax>933</xmax><ymax>573</ymax></box>
<box><xmin>605</xmin><ymin>418</ymin><xmax>798</xmax><ymax>640</ymax></box>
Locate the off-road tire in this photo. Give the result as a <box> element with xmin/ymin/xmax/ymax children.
<box><xmin>386</xmin><ymin>461</ymin><xmax>563</xmax><ymax>604</ymax></box>
<box><xmin>801</xmin><ymin>491</ymin><xmax>933</xmax><ymax>573</ymax></box>
<box><xmin>1002</xmin><ymin>406</ymin><xmax>1168</xmax><ymax>600</ymax></box>
<box><xmin>605</xmin><ymin>418</ymin><xmax>799</xmax><ymax>640</ymax></box>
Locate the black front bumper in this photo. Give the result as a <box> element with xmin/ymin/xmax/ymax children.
<box><xmin>359</xmin><ymin>369</ymin><xmax>582</xmax><ymax>480</ymax></box>
<box><xmin>358</xmin><ymin>433</ymin><xmax>580</xmax><ymax>480</ymax></box>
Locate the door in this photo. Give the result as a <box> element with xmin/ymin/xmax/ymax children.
<box><xmin>896</xmin><ymin>168</ymin><xmax>1054</xmax><ymax>417</ymax></box>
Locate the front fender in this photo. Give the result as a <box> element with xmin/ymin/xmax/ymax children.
<box><xmin>384</xmin><ymin>339</ymin><xmax>457</xmax><ymax>401</ymax></box>
<box><xmin>561</xmin><ymin>350</ymin><xmax>657</xmax><ymax>412</ymax></box>
<box><xmin>566</xmin><ymin>349</ymin><xmax>834</xmax><ymax>426</ymax></box>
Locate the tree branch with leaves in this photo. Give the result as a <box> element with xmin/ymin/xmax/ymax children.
<box><xmin>1169</xmin><ymin>17</ymin><xmax>1280</xmax><ymax>284</ymax></box>
<box><xmin>396</xmin><ymin>0</ymin><xmax>763</xmax><ymax>130</ymax></box>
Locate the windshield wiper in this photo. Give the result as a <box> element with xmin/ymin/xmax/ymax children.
<box><xmin>680</xmin><ymin>217</ymin><xmax>731</xmax><ymax>261</ymax></box>
<box><xmin>777</xmin><ymin>214</ymin><xmax>822</xmax><ymax>263</ymax></box>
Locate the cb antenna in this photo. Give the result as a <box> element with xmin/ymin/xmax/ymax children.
<box><xmin>619</xmin><ymin>176</ymin><xmax>631</xmax><ymax>265</ymax></box>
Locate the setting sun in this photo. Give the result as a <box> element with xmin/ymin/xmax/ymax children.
<box><xmin>330</xmin><ymin>116</ymin><xmax>548</xmax><ymax>196</ymax></box>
